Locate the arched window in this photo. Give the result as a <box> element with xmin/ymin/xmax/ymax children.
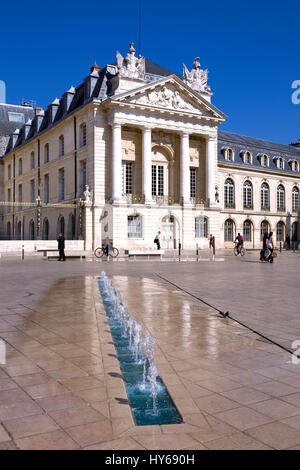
<box><xmin>18</xmin><ymin>158</ymin><xmax>22</xmax><ymax>175</ymax></box>
<box><xmin>292</xmin><ymin>222</ymin><xmax>298</xmax><ymax>242</ymax></box>
<box><xmin>227</xmin><ymin>148</ymin><xmax>234</xmax><ymax>161</ymax></box>
<box><xmin>245</xmin><ymin>151</ymin><xmax>252</xmax><ymax>164</ymax></box>
<box><xmin>224</xmin><ymin>219</ymin><xmax>234</xmax><ymax>241</ymax></box>
<box><xmin>30</xmin><ymin>151</ymin><xmax>35</xmax><ymax>169</ymax></box>
<box><xmin>277</xmin><ymin>184</ymin><xmax>285</xmax><ymax>211</ymax></box>
<box><xmin>276</xmin><ymin>221</ymin><xmax>285</xmax><ymax>242</ymax></box>
<box><xmin>58</xmin><ymin>168</ymin><xmax>64</xmax><ymax>201</ymax></box>
<box><xmin>57</xmin><ymin>216</ymin><xmax>65</xmax><ymax>236</ymax></box>
<box><xmin>243</xmin><ymin>180</ymin><xmax>253</xmax><ymax>209</ymax></box>
<box><xmin>243</xmin><ymin>220</ymin><xmax>252</xmax><ymax>241</ymax></box>
<box><xmin>42</xmin><ymin>218</ymin><xmax>49</xmax><ymax>240</ymax></box>
<box><xmin>224</xmin><ymin>178</ymin><xmax>234</xmax><ymax>208</ymax></box>
<box><xmin>128</xmin><ymin>215</ymin><xmax>142</xmax><ymax>238</ymax></box>
<box><xmin>44</xmin><ymin>144</ymin><xmax>49</xmax><ymax>163</ymax></box>
<box><xmin>292</xmin><ymin>186</ymin><xmax>299</xmax><ymax>212</ymax></box>
<box><xmin>29</xmin><ymin>220</ymin><xmax>35</xmax><ymax>240</ymax></box>
<box><xmin>261</xmin><ymin>183</ymin><xmax>270</xmax><ymax>210</ymax></box>
<box><xmin>260</xmin><ymin>154</ymin><xmax>269</xmax><ymax>167</ymax></box>
<box><xmin>195</xmin><ymin>217</ymin><xmax>208</xmax><ymax>238</ymax></box>
<box><xmin>16</xmin><ymin>221</ymin><xmax>22</xmax><ymax>240</ymax></box>
<box><xmin>80</xmin><ymin>123</ymin><xmax>87</xmax><ymax>147</ymax></box>
<box><xmin>7</xmin><ymin>221</ymin><xmax>11</xmax><ymax>240</ymax></box>
<box><xmin>59</xmin><ymin>135</ymin><xmax>64</xmax><ymax>157</ymax></box>
<box><xmin>67</xmin><ymin>213</ymin><xmax>75</xmax><ymax>240</ymax></box>
<box><xmin>260</xmin><ymin>220</ymin><xmax>270</xmax><ymax>241</ymax></box>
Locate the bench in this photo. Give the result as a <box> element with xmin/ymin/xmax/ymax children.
<box><xmin>125</xmin><ymin>250</ymin><xmax>165</xmax><ymax>257</ymax></box>
<box><xmin>47</xmin><ymin>254</ymin><xmax>86</xmax><ymax>260</ymax></box>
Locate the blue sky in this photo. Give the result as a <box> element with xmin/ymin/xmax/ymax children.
<box><xmin>1</xmin><ymin>0</ymin><xmax>299</xmax><ymax>144</ymax></box>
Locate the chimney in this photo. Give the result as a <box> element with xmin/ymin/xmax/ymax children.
<box><xmin>84</xmin><ymin>68</ymin><xmax>99</xmax><ymax>100</ymax></box>
<box><xmin>290</xmin><ymin>139</ymin><xmax>300</xmax><ymax>149</ymax></box>
<box><xmin>24</xmin><ymin>119</ymin><xmax>32</xmax><ymax>139</ymax></box>
<box><xmin>35</xmin><ymin>107</ymin><xmax>44</xmax><ymax>132</ymax></box>
<box><xmin>48</xmin><ymin>98</ymin><xmax>60</xmax><ymax>122</ymax></box>
<box><xmin>91</xmin><ymin>61</ymin><xmax>100</xmax><ymax>73</ymax></box>
<box><xmin>62</xmin><ymin>86</ymin><xmax>75</xmax><ymax>115</ymax></box>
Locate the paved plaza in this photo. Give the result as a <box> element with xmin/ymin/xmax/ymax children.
<box><xmin>0</xmin><ymin>250</ymin><xmax>300</xmax><ymax>450</ymax></box>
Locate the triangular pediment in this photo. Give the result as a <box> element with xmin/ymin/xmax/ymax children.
<box><xmin>110</xmin><ymin>75</ymin><xmax>226</xmax><ymax>121</ymax></box>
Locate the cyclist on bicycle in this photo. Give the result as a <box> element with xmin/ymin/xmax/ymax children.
<box><xmin>235</xmin><ymin>233</ymin><xmax>244</xmax><ymax>252</ymax></box>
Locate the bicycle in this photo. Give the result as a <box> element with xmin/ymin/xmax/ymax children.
<box><xmin>94</xmin><ymin>245</ymin><xmax>119</xmax><ymax>258</ymax></box>
<box><xmin>234</xmin><ymin>242</ymin><xmax>245</xmax><ymax>257</ymax></box>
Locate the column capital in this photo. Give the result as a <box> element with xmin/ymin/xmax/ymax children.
<box><xmin>109</xmin><ymin>121</ymin><xmax>122</xmax><ymax>129</ymax></box>
<box><xmin>206</xmin><ymin>134</ymin><xmax>217</xmax><ymax>142</ymax></box>
<box><xmin>179</xmin><ymin>130</ymin><xmax>191</xmax><ymax>137</ymax></box>
<box><xmin>140</xmin><ymin>125</ymin><xmax>154</xmax><ymax>132</ymax></box>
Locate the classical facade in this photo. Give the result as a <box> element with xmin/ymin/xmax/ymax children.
<box><xmin>0</xmin><ymin>44</ymin><xmax>299</xmax><ymax>250</ymax></box>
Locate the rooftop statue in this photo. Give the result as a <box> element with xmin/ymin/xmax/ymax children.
<box><xmin>116</xmin><ymin>43</ymin><xmax>145</xmax><ymax>79</ymax></box>
<box><xmin>183</xmin><ymin>57</ymin><xmax>211</xmax><ymax>93</ymax></box>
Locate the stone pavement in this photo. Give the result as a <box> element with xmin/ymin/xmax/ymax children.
<box><xmin>0</xmin><ymin>251</ymin><xmax>300</xmax><ymax>450</ymax></box>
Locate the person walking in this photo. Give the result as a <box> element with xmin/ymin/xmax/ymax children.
<box><xmin>154</xmin><ymin>231</ymin><xmax>161</xmax><ymax>250</ymax></box>
<box><xmin>260</xmin><ymin>231</ymin><xmax>269</xmax><ymax>262</ymax></box>
<box><xmin>57</xmin><ymin>233</ymin><xmax>66</xmax><ymax>261</ymax></box>
<box><xmin>285</xmin><ymin>234</ymin><xmax>291</xmax><ymax>250</ymax></box>
<box><xmin>209</xmin><ymin>234</ymin><xmax>214</xmax><ymax>250</ymax></box>
<box><xmin>267</xmin><ymin>231</ymin><xmax>275</xmax><ymax>263</ymax></box>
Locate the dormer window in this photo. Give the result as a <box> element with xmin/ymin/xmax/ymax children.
<box><xmin>221</xmin><ymin>147</ymin><xmax>235</xmax><ymax>162</ymax></box>
<box><xmin>258</xmin><ymin>154</ymin><xmax>269</xmax><ymax>167</ymax></box>
<box><xmin>240</xmin><ymin>150</ymin><xmax>252</xmax><ymax>164</ymax></box>
<box><xmin>289</xmin><ymin>159</ymin><xmax>299</xmax><ymax>172</ymax></box>
<box><xmin>274</xmin><ymin>156</ymin><xmax>285</xmax><ymax>170</ymax></box>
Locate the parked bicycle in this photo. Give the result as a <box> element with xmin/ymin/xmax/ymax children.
<box><xmin>234</xmin><ymin>242</ymin><xmax>245</xmax><ymax>257</ymax></box>
<box><xmin>94</xmin><ymin>245</ymin><xmax>119</xmax><ymax>258</ymax></box>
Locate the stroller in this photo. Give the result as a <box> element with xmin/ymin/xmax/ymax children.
<box><xmin>260</xmin><ymin>248</ymin><xmax>271</xmax><ymax>263</ymax></box>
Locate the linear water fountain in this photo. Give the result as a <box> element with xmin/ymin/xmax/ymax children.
<box><xmin>98</xmin><ymin>272</ymin><xmax>183</xmax><ymax>426</ymax></box>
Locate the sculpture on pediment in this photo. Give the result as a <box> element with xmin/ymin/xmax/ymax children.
<box><xmin>133</xmin><ymin>86</ymin><xmax>196</xmax><ymax>111</ymax></box>
<box><xmin>183</xmin><ymin>57</ymin><xmax>211</xmax><ymax>93</ymax></box>
<box><xmin>116</xmin><ymin>43</ymin><xmax>145</xmax><ymax>79</ymax></box>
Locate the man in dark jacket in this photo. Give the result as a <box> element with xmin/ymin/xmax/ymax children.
<box><xmin>57</xmin><ymin>233</ymin><xmax>66</xmax><ymax>261</ymax></box>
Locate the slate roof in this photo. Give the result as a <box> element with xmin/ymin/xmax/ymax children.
<box><xmin>218</xmin><ymin>130</ymin><xmax>300</xmax><ymax>175</ymax></box>
<box><xmin>0</xmin><ymin>104</ymin><xmax>34</xmax><ymax>156</ymax></box>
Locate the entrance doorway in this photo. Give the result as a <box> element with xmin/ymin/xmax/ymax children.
<box><xmin>161</xmin><ymin>215</ymin><xmax>179</xmax><ymax>249</ymax></box>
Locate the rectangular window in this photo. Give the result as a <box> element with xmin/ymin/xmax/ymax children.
<box><xmin>44</xmin><ymin>145</ymin><xmax>49</xmax><ymax>163</ymax></box>
<box><xmin>190</xmin><ymin>168</ymin><xmax>196</xmax><ymax>198</ymax></box>
<box><xmin>8</xmin><ymin>112</ymin><xmax>25</xmax><ymax>123</ymax></box>
<box><xmin>44</xmin><ymin>175</ymin><xmax>49</xmax><ymax>204</ymax></box>
<box><xmin>18</xmin><ymin>184</ymin><xmax>22</xmax><ymax>211</ymax></box>
<box><xmin>58</xmin><ymin>169</ymin><xmax>64</xmax><ymax>201</ymax></box>
<box><xmin>128</xmin><ymin>215</ymin><xmax>142</xmax><ymax>238</ymax></box>
<box><xmin>18</xmin><ymin>159</ymin><xmax>22</xmax><ymax>175</ymax></box>
<box><xmin>30</xmin><ymin>180</ymin><xmax>35</xmax><ymax>203</ymax></box>
<box><xmin>80</xmin><ymin>161</ymin><xmax>87</xmax><ymax>196</ymax></box>
<box><xmin>195</xmin><ymin>217</ymin><xmax>207</xmax><ymax>238</ymax></box>
<box><xmin>7</xmin><ymin>188</ymin><xmax>11</xmax><ymax>213</ymax></box>
<box><xmin>81</xmin><ymin>124</ymin><xmax>87</xmax><ymax>147</ymax></box>
<box><xmin>122</xmin><ymin>162</ymin><xmax>133</xmax><ymax>195</ymax></box>
<box><xmin>8</xmin><ymin>164</ymin><xmax>11</xmax><ymax>180</ymax></box>
<box><xmin>31</xmin><ymin>153</ymin><xmax>35</xmax><ymax>169</ymax></box>
<box><xmin>152</xmin><ymin>165</ymin><xmax>164</xmax><ymax>196</ymax></box>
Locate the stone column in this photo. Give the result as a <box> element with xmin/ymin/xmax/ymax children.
<box><xmin>206</xmin><ymin>136</ymin><xmax>216</xmax><ymax>206</ymax></box>
<box><xmin>111</xmin><ymin>123</ymin><xmax>122</xmax><ymax>203</ymax></box>
<box><xmin>180</xmin><ymin>132</ymin><xmax>190</xmax><ymax>205</ymax></box>
<box><xmin>84</xmin><ymin>205</ymin><xmax>93</xmax><ymax>250</ymax></box>
<box><xmin>142</xmin><ymin>127</ymin><xmax>152</xmax><ymax>204</ymax></box>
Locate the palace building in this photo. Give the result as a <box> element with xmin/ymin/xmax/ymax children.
<box><xmin>0</xmin><ymin>43</ymin><xmax>299</xmax><ymax>250</ymax></box>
